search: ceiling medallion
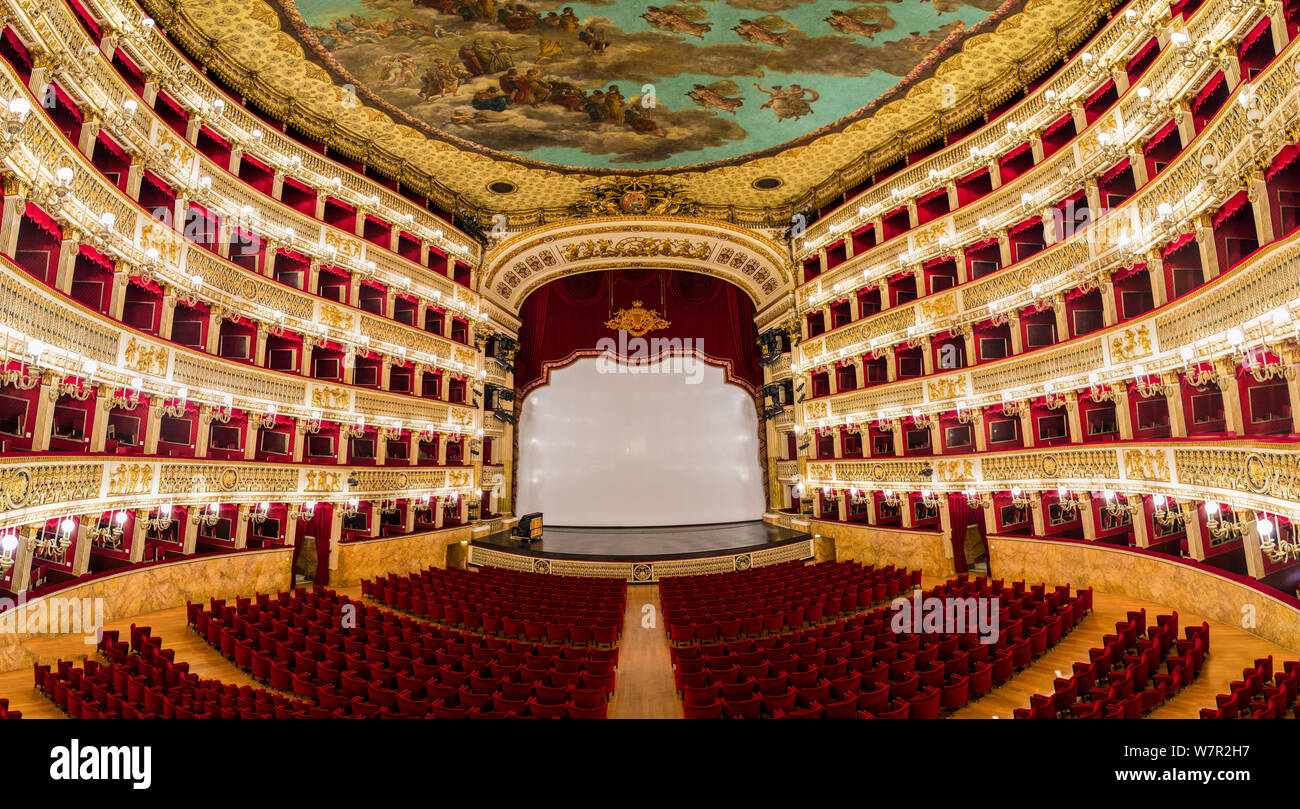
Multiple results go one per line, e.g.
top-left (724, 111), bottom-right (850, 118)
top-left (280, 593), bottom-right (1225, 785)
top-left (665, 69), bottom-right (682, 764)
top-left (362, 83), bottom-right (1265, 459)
top-left (605, 301), bottom-right (671, 337)
top-left (571, 178), bottom-right (699, 218)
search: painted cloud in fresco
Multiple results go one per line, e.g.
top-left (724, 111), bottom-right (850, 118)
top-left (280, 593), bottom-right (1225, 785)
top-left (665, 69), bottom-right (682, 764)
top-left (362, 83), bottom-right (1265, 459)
top-left (279, 0), bottom-right (1011, 169)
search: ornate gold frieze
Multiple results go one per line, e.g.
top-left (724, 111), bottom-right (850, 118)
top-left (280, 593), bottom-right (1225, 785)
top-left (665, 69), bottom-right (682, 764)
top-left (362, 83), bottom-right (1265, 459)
top-left (107, 464), bottom-right (153, 496)
top-left (122, 337), bottom-right (169, 376)
top-left (568, 179), bottom-right (699, 218)
top-left (559, 237), bottom-right (713, 263)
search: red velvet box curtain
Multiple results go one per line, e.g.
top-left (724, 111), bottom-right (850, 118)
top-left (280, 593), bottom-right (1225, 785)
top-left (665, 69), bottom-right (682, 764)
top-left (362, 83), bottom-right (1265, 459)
top-left (516, 268), bottom-right (761, 395)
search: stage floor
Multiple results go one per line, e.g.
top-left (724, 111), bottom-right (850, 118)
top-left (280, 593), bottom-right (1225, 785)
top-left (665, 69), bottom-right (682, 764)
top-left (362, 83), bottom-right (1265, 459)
top-left (472, 520), bottom-right (809, 562)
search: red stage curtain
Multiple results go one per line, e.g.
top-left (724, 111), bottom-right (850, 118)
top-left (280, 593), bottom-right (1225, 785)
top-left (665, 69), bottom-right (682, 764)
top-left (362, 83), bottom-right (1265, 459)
top-left (948, 492), bottom-right (970, 574)
top-left (516, 269), bottom-right (761, 394)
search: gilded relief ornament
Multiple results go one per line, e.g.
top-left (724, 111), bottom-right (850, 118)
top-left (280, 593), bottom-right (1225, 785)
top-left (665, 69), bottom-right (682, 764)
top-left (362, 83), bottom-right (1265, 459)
top-left (570, 178), bottom-right (699, 218)
top-left (605, 301), bottom-right (671, 337)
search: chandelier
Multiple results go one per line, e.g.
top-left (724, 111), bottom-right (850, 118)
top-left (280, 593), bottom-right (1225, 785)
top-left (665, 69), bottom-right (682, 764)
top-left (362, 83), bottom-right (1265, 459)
top-left (30, 519), bottom-right (74, 562)
top-left (964, 488), bottom-right (992, 509)
top-left (142, 505), bottom-right (175, 533)
top-left (109, 385), bottom-right (144, 411)
top-left (1055, 487), bottom-right (1082, 515)
top-left (340, 419), bottom-right (367, 440)
top-left (880, 490), bottom-right (903, 508)
top-left (156, 393), bottom-right (189, 419)
top-left (249, 502), bottom-right (271, 525)
top-left (197, 503), bottom-right (221, 528)
top-left (292, 502), bottom-right (316, 521)
top-left (1245, 354), bottom-right (1293, 383)
top-left (918, 490), bottom-right (943, 515)
top-left (300, 410), bottom-right (324, 434)
top-left (0, 363), bottom-right (37, 389)
top-left (205, 404), bottom-right (233, 425)
top-left (1151, 494), bottom-right (1186, 527)
top-left (0, 531), bottom-right (17, 574)
top-left (955, 403), bottom-right (980, 424)
top-left (1185, 363), bottom-right (1219, 389)
top-left (0, 95), bottom-right (30, 156)
top-left (1087, 373), bottom-right (1119, 402)
top-left (337, 498), bottom-right (361, 519)
top-left (1204, 501), bottom-right (1244, 541)
top-left (1101, 490), bottom-right (1140, 519)
top-left (84, 511), bottom-right (129, 549)
top-left (849, 488), bottom-right (869, 506)
top-left (1259, 517), bottom-right (1299, 563)
top-left (250, 407), bottom-right (279, 430)
top-left (1133, 366), bottom-right (1174, 398)
top-left (1009, 486), bottom-right (1034, 511)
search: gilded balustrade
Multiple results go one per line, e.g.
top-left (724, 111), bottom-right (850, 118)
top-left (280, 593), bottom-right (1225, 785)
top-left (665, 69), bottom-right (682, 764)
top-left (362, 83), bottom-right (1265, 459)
top-left (0, 455), bottom-right (478, 530)
top-left (803, 441), bottom-right (1300, 520)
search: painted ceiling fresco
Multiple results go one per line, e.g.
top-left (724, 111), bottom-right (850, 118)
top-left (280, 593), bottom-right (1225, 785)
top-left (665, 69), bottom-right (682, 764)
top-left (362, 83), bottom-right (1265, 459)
top-left (280, 0), bottom-right (1008, 170)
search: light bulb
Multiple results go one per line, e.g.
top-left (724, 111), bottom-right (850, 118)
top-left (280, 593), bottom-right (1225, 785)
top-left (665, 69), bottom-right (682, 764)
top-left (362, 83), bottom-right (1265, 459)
top-left (7, 96), bottom-right (30, 117)
top-left (114, 511), bottom-right (128, 525)
top-left (1205, 501), bottom-right (1220, 515)
top-left (0, 533), bottom-right (16, 553)
top-left (55, 166), bottom-right (74, 184)
top-left (1258, 518), bottom-right (1274, 537)
top-left (60, 518), bottom-right (75, 534)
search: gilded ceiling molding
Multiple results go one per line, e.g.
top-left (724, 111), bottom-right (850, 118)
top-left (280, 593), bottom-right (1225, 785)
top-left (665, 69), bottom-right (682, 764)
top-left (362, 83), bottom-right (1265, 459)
top-left (480, 217), bottom-right (794, 314)
top-left (130, 0), bottom-right (1112, 221)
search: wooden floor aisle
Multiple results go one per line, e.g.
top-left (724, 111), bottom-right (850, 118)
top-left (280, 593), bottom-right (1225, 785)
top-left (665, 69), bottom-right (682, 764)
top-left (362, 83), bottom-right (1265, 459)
top-left (609, 585), bottom-right (681, 719)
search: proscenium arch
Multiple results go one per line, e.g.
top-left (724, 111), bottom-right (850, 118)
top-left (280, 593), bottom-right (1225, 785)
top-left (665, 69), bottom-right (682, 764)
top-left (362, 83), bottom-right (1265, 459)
top-left (481, 217), bottom-right (794, 321)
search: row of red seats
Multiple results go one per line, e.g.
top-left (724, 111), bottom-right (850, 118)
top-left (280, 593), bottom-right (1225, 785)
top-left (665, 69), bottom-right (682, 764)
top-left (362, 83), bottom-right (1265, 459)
top-left (363, 566), bottom-right (625, 645)
top-left (677, 574), bottom-right (1089, 718)
top-left (36, 625), bottom-right (322, 719)
top-left (0, 699), bottom-right (21, 719)
top-left (1200, 655), bottom-right (1300, 719)
top-left (192, 585), bottom-right (620, 718)
top-left (661, 561), bottom-right (919, 627)
top-left (1017, 611), bottom-right (1209, 719)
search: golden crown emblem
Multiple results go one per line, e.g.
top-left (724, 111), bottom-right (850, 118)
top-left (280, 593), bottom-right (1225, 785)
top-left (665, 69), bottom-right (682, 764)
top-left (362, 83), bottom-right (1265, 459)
top-left (605, 301), bottom-right (671, 337)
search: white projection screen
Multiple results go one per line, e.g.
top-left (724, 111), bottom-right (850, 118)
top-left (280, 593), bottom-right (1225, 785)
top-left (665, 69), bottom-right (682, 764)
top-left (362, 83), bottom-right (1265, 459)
top-left (516, 357), bottom-right (766, 526)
